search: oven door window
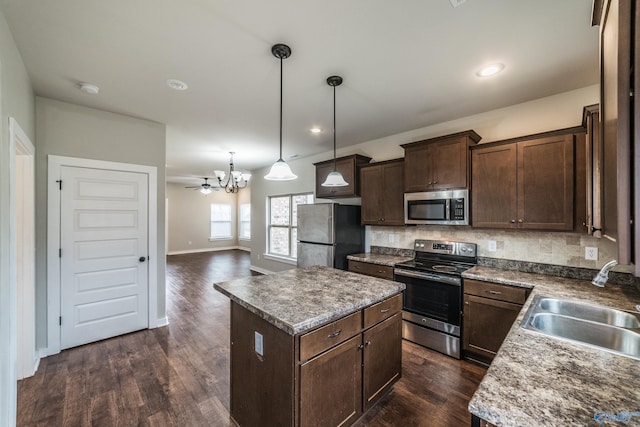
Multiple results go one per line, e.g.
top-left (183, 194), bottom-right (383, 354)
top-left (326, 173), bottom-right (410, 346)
top-left (398, 275), bottom-right (461, 326)
top-left (407, 200), bottom-right (448, 221)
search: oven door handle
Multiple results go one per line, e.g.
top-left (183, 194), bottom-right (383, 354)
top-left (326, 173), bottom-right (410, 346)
top-left (394, 268), bottom-right (461, 286)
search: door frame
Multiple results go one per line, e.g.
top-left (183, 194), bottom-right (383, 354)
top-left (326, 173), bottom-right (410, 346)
top-left (47, 155), bottom-right (159, 356)
top-left (10, 117), bottom-right (36, 379)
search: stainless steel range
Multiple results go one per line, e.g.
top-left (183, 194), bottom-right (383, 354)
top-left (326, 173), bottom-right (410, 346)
top-left (394, 239), bottom-right (477, 359)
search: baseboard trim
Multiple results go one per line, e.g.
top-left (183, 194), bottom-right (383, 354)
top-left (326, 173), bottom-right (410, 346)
top-left (250, 265), bottom-right (273, 275)
top-left (167, 246), bottom-right (246, 255)
top-left (153, 317), bottom-right (169, 328)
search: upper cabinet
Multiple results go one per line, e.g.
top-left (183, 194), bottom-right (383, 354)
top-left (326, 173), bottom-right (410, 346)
top-left (314, 154), bottom-right (372, 199)
top-left (360, 159), bottom-right (404, 226)
top-left (471, 129), bottom-right (580, 231)
top-left (592, 0), bottom-right (637, 269)
top-left (401, 130), bottom-right (481, 193)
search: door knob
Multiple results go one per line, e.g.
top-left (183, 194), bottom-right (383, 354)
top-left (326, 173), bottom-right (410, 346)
top-left (139, 257), bottom-right (146, 262)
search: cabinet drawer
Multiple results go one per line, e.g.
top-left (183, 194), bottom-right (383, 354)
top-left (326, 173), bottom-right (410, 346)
top-left (464, 279), bottom-right (528, 305)
top-left (300, 311), bottom-right (362, 361)
top-left (363, 294), bottom-right (403, 329)
top-left (348, 260), bottom-right (394, 280)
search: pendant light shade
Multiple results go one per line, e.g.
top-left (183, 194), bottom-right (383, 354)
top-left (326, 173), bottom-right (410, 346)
top-left (265, 44), bottom-right (297, 181)
top-left (321, 75), bottom-right (348, 187)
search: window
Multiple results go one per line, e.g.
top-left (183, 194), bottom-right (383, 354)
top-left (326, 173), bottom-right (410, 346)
top-left (268, 193), bottom-right (314, 258)
top-left (239, 203), bottom-right (251, 239)
top-left (210, 203), bottom-right (232, 239)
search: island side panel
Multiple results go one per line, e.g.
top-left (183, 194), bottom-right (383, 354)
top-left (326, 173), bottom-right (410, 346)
top-left (230, 301), bottom-right (295, 427)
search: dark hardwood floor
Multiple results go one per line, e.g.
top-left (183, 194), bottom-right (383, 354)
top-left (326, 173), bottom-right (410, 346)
top-left (17, 250), bottom-right (486, 426)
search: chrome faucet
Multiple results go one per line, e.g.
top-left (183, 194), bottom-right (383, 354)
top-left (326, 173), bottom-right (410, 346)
top-left (591, 260), bottom-right (618, 287)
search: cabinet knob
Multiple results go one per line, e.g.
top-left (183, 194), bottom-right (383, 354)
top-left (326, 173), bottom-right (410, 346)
top-left (358, 344), bottom-right (364, 350)
top-left (365, 340), bottom-right (371, 346)
top-left (518, 219), bottom-right (523, 223)
top-left (428, 181), bottom-right (432, 185)
top-left (381, 218), bottom-right (385, 222)
top-left (464, 301), bottom-right (469, 305)
top-left (433, 180), bottom-right (438, 184)
top-left (511, 220), bottom-right (516, 223)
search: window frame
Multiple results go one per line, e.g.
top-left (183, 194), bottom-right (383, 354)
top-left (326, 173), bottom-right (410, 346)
top-left (239, 203), bottom-right (251, 240)
top-left (209, 203), bottom-right (233, 240)
top-left (266, 192), bottom-right (314, 259)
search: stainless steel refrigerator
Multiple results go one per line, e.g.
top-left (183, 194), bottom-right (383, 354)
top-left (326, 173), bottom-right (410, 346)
top-left (296, 204), bottom-right (365, 270)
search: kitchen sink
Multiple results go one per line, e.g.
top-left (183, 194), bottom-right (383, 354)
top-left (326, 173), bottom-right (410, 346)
top-left (521, 296), bottom-right (640, 360)
top-left (537, 297), bottom-right (640, 328)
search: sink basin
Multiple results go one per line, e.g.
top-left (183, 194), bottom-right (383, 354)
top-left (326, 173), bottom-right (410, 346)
top-left (521, 296), bottom-right (640, 360)
top-left (538, 297), bottom-right (640, 328)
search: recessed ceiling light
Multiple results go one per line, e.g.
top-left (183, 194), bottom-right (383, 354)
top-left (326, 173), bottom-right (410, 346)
top-left (310, 127), bottom-right (322, 134)
top-left (166, 79), bottom-right (188, 90)
top-left (476, 63), bottom-right (505, 78)
top-left (79, 82), bottom-right (99, 94)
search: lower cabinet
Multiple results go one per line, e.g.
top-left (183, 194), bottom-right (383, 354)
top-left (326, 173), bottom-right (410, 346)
top-left (229, 295), bottom-right (402, 427)
top-left (463, 279), bottom-right (529, 364)
top-left (300, 313), bottom-right (402, 426)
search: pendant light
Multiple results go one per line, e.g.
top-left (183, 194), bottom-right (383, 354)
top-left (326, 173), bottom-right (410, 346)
top-left (265, 44), bottom-right (297, 181)
top-left (321, 75), bottom-right (349, 187)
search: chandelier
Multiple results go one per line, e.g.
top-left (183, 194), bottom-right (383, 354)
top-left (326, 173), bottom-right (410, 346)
top-left (214, 152), bottom-right (251, 193)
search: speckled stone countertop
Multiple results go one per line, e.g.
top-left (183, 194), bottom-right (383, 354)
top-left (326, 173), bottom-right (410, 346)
top-left (347, 253), bottom-right (413, 267)
top-left (464, 266), bottom-right (640, 427)
top-left (214, 266), bottom-right (405, 335)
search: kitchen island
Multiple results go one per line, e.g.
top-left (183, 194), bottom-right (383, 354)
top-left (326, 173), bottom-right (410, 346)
top-left (214, 266), bottom-right (405, 427)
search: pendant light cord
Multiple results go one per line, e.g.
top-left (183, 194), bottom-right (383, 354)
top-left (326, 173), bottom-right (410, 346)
top-left (333, 84), bottom-right (337, 172)
top-left (279, 56), bottom-right (284, 162)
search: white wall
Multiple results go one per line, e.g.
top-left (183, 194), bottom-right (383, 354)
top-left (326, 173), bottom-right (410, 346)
top-left (0, 7), bottom-right (35, 427)
top-left (35, 97), bottom-right (167, 349)
top-left (166, 182), bottom-right (247, 253)
top-left (249, 85), bottom-right (604, 273)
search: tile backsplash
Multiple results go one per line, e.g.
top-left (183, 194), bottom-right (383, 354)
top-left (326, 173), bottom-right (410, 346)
top-left (368, 225), bottom-right (632, 274)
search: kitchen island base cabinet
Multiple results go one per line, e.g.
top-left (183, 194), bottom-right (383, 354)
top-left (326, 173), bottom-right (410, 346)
top-left (229, 297), bottom-right (402, 427)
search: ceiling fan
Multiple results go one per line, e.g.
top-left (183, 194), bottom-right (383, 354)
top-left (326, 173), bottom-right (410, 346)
top-left (184, 177), bottom-right (218, 194)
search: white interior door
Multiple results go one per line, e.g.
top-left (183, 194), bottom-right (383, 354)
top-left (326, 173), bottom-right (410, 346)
top-left (60, 166), bottom-right (149, 349)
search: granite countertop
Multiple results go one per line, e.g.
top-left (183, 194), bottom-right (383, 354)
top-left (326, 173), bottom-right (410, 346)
top-left (214, 265), bottom-right (405, 335)
top-left (347, 253), bottom-right (413, 267)
top-left (464, 266), bottom-right (640, 427)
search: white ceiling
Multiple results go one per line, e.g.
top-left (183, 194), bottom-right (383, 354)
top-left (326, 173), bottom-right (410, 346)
top-left (2, 0), bottom-right (599, 186)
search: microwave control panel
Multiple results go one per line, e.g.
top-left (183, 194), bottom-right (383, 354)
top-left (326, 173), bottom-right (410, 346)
top-left (451, 198), bottom-right (465, 220)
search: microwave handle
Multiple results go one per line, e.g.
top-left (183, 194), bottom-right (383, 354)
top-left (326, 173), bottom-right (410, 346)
top-left (445, 199), bottom-right (451, 221)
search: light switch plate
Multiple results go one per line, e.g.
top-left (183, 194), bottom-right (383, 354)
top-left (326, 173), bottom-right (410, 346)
top-left (488, 240), bottom-right (497, 252)
top-left (254, 331), bottom-right (263, 356)
top-left (585, 247), bottom-right (598, 260)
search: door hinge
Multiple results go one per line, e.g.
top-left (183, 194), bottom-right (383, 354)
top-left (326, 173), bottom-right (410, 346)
top-left (56, 179), bottom-right (62, 190)
top-left (59, 248), bottom-right (62, 258)
top-left (59, 316), bottom-right (62, 325)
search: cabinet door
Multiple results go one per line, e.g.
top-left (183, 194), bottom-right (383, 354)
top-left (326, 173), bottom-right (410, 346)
top-left (430, 137), bottom-right (468, 189)
top-left (315, 157), bottom-right (357, 199)
top-left (363, 312), bottom-right (402, 410)
top-left (471, 144), bottom-right (517, 228)
top-left (380, 161), bottom-right (405, 225)
top-left (300, 335), bottom-right (363, 427)
top-left (517, 135), bottom-right (574, 230)
top-left (403, 145), bottom-right (433, 193)
top-left (463, 294), bottom-right (521, 363)
top-left (360, 165), bottom-right (383, 224)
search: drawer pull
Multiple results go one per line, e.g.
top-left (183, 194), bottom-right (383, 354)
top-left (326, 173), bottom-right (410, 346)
top-left (380, 308), bottom-right (390, 313)
top-left (327, 329), bottom-right (342, 339)
top-left (365, 340), bottom-right (371, 346)
top-left (487, 290), bottom-right (502, 295)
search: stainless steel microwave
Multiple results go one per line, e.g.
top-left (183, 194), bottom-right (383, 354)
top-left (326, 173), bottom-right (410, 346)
top-left (404, 189), bottom-right (469, 225)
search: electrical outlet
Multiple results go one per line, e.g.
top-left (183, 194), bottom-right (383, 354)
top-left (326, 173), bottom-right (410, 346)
top-left (254, 331), bottom-right (263, 356)
top-left (585, 247), bottom-right (598, 260)
top-left (488, 240), bottom-right (497, 252)
top-left (388, 234), bottom-right (395, 243)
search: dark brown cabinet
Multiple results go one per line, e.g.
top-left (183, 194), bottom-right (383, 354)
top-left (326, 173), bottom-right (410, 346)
top-left (362, 313), bottom-right (402, 410)
top-left (360, 159), bottom-right (404, 226)
top-left (348, 260), bottom-right (394, 280)
top-left (401, 130), bottom-right (481, 193)
top-left (300, 335), bottom-right (363, 427)
top-left (314, 154), bottom-right (371, 199)
top-left (230, 293), bottom-right (402, 427)
top-left (471, 131), bottom-right (576, 230)
top-left (463, 279), bottom-right (528, 364)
